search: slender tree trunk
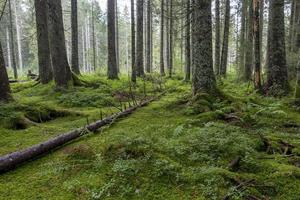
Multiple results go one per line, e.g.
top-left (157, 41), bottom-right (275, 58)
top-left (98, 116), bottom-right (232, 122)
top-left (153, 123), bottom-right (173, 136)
top-left (13, 0), bottom-right (22, 73)
top-left (169, 0), bottom-right (173, 77)
top-left (289, 0), bottom-right (295, 52)
top-left (165, 0), bottom-right (170, 70)
top-left (295, 59), bottom-right (300, 101)
top-left (184, 0), bottom-right (191, 81)
top-left (0, 42), bottom-right (11, 102)
top-left (71, 0), bottom-right (80, 75)
top-left (107, 0), bottom-right (119, 79)
top-left (244, 0), bottom-right (254, 81)
top-left (259, 0), bottom-right (264, 66)
top-left (239, 0), bottom-right (247, 79)
top-left (215, 0), bottom-right (221, 75)
top-left (253, 0), bottom-right (261, 90)
top-left (220, 0), bottom-right (230, 76)
top-left (266, 0), bottom-right (288, 95)
top-left (146, 0), bottom-right (151, 73)
top-left (160, 0), bottom-right (165, 76)
top-left (8, 0), bottom-right (17, 79)
top-left (136, 0), bottom-right (144, 77)
top-left (92, 2), bottom-right (96, 71)
top-left (35, 0), bottom-right (53, 84)
top-left (6, 28), bottom-right (11, 69)
top-left (47, 0), bottom-right (72, 87)
top-left (192, 0), bottom-right (216, 95)
top-left (131, 0), bottom-right (136, 82)
top-left (115, 0), bottom-right (120, 73)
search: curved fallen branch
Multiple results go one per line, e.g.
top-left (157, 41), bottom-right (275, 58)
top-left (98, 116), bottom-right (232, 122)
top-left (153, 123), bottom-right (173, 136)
top-left (0, 94), bottom-right (164, 174)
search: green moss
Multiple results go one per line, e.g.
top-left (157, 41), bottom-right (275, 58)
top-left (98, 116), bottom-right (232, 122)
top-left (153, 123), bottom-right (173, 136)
top-left (2, 75), bottom-right (300, 199)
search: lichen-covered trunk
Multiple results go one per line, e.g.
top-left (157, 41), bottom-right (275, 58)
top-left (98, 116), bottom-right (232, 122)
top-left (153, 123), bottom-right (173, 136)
top-left (185, 0), bottom-right (191, 81)
top-left (35, 0), bottom-right (53, 84)
top-left (136, 0), bottom-right (144, 77)
top-left (244, 0), bottom-right (254, 81)
top-left (71, 0), bottom-right (80, 75)
top-left (266, 0), bottom-right (288, 95)
top-left (220, 0), bottom-right (230, 76)
top-left (131, 0), bottom-right (136, 82)
top-left (0, 41), bottom-right (11, 102)
top-left (159, 0), bottom-right (165, 76)
top-left (253, 0), bottom-right (262, 90)
top-left (214, 0), bottom-right (220, 75)
top-left (47, 0), bottom-right (72, 87)
top-left (192, 0), bottom-right (216, 95)
top-left (107, 0), bottom-right (119, 79)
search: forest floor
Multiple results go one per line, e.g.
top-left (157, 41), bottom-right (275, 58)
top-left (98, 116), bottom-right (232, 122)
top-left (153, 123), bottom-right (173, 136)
top-left (1, 75), bottom-right (300, 200)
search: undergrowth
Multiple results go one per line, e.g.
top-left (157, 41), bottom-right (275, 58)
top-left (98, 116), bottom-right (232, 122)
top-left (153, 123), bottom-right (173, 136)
top-left (1, 75), bottom-right (300, 199)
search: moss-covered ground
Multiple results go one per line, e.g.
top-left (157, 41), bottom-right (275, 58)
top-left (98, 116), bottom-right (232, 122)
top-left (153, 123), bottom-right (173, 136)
top-left (1, 75), bottom-right (300, 199)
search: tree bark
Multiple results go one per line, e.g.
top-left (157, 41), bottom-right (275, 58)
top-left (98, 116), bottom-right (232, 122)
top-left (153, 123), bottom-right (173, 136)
top-left (185, 0), bottom-right (191, 81)
top-left (253, 0), bottom-right (261, 90)
top-left (239, 0), bottom-right (247, 79)
top-left (47, 0), bottom-right (72, 87)
top-left (35, 0), bottom-right (53, 84)
top-left (146, 0), bottom-right (151, 73)
top-left (131, 0), bottom-right (136, 82)
top-left (192, 0), bottom-right (216, 95)
top-left (266, 0), bottom-right (288, 95)
top-left (71, 0), bottom-right (80, 74)
top-left (160, 0), bottom-right (165, 76)
top-left (244, 0), bottom-right (254, 81)
top-left (215, 0), bottom-right (221, 75)
top-left (0, 41), bottom-right (11, 102)
top-left (136, 0), bottom-right (144, 77)
top-left (220, 0), bottom-right (230, 76)
top-left (169, 0), bottom-right (173, 77)
top-left (8, 0), bottom-right (17, 79)
top-left (107, 0), bottom-right (119, 79)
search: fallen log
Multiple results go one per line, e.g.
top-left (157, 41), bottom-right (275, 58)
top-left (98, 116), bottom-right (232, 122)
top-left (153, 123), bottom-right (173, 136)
top-left (0, 95), bottom-right (160, 174)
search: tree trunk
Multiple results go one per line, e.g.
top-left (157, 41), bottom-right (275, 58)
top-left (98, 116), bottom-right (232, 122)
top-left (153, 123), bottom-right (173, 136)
top-left (92, 2), bottom-right (96, 71)
top-left (47, 0), bottom-right (72, 88)
top-left (8, 0), bottom-right (17, 79)
top-left (13, 0), bottom-right (22, 74)
top-left (160, 0), bottom-right (165, 76)
top-left (35, 0), bottom-right (53, 84)
top-left (192, 0), bottom-right (216, 95)
top-left (239, 0), bottom-right (247, 80)
top-left (169, 0), bottom-right (173, 77)
top-left (146, 0), bottom-right (151, 73)
top-left (215, 0), bottom-right (221, 75)
top-left (289, 0), bottom-right (295, 52)
top-left (184, 0), bottom-right (191, 81)
top-left (244, 0), bottom-right (254, 81)
top-left (259, 0), bottom-right (264, 66)
top-left (220, 0), bottom-right (230, 76)
top-left (253, 0), bottom-right (261, 90)
top-left (136, 0), bottom-right (144, 77)
top-left (107, 0), bottom-right (119, 79)
top-left (0, 95), bottom-right (161, 174)
top-left (295, 59), bottom-right (300, 101)
top-left (115, 0), bottom-right (120, 73)
top-left (165, 0), bottom-right (170, 70)
top-left (266, 0), bottom-right (288, 95)
top-left (71, 0), bottom-right (80, 74)
top-left (0, 41), bottom-right (11, 102)
top-left (131, 0), bottom-right (136, 82)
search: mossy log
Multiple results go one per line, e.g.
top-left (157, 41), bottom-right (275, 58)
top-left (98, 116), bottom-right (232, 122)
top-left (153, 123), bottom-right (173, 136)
top-left (0, 96), bottom-right (159, 174)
